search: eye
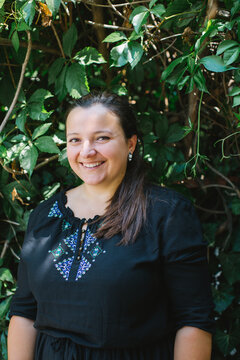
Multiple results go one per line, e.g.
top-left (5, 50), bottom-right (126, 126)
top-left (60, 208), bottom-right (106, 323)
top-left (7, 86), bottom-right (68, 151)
top-left (97, 136), bottom-right (110, 141)
top-left (68, 138), bottom-right (81, 143)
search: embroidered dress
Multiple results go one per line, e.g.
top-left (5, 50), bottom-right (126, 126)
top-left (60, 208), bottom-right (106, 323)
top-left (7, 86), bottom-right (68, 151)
top-left (10, 185), bottom-right (215, 360)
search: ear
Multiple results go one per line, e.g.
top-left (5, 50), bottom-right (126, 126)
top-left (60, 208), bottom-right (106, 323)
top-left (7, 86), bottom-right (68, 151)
top-left (128, 135), bottom-right (137, 153)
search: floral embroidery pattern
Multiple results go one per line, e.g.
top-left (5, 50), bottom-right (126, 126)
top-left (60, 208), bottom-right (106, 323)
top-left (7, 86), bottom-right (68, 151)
top-left (48, 201), bottom-right (106, 281)
top-left (63, 229), bottom-right (79, 252)
top-left (48, 201), bottom-right (63, 218)
top-left (75, 256), bottom-right (92, 281)
top-left (55, 256), bottom-right (74, 280)
top-left (48, 244), bottom-right (68, 262)
top-left (62, 219), bottom-right (71, 231)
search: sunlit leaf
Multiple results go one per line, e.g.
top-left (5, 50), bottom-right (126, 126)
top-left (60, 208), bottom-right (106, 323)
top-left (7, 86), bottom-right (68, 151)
top-left (65, 63), bottom-right (89, 99)
top-left (103, 31), bottom-right (127, 43)
top-left (34, 136), bottom-right (60, 154)
top-left (19, 144), bottom-right (38, 176)
top-left (74, 47), bottom-right (106, 65)
top-left (32, 123), bottom-right (52, 140)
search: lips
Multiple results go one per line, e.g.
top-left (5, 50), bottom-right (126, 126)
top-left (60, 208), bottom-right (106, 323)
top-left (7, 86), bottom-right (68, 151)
top-left (81, 161), bottom-right (105, 169)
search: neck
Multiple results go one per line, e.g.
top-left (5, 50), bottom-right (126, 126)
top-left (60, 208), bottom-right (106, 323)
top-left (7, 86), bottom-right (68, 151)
top-left (81, 183), bottom-right (118, 204)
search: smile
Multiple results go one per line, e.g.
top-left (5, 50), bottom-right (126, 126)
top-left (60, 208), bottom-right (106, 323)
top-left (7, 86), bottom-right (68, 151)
top-left (81, 162), bottom-right (105, 168)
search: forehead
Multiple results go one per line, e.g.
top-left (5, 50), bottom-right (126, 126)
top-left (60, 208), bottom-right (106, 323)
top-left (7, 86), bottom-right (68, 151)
top-left (67, 104), bottom-right (120, 129)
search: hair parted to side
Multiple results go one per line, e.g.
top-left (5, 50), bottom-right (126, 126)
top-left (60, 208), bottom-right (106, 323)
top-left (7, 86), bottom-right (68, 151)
top-left (67, 92), bottom-right (148, 245)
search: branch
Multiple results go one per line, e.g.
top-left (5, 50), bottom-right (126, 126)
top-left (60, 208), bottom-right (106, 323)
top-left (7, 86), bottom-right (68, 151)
top-left (80, 0), bottom-right (151, 7)
top-left (205, 161), bottom-right (240, 198)
top-left (0, 36), bottom-right (60, 55)
top-left (51, 23), bottom-right (65, 58)
top-left (34, 154), bottom-right (59, 170)
top-left (107, 0), bottom-right (128, 21)
top-left (0, 31), bottom-right (32, 133)
top-left (85, 20), bottom-right (154, 31)
top-left (85, 20), bottom-right (132, 31)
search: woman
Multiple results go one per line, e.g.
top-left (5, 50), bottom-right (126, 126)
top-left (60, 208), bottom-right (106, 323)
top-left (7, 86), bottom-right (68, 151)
top-left (8, 92), bottom-right (214, 359)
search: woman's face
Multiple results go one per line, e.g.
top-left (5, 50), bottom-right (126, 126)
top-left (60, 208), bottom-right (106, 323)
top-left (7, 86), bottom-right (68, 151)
top-left (66, 104), bottom-right (137, 191)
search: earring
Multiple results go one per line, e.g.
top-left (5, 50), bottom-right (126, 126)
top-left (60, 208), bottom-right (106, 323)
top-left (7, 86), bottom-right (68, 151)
top-left (128, 152), bottom-right (133, 162)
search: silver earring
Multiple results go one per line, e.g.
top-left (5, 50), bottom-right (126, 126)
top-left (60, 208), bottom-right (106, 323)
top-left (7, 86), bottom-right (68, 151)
top-left (128, 152), bottom-right (133, 162)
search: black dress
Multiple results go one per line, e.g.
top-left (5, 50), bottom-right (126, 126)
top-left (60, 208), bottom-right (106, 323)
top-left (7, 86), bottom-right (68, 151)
top-left (10, 185), bottom-right (214, 359)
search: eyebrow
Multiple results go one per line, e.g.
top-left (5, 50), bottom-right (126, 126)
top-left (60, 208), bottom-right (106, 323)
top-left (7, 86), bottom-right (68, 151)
top-left (67, 130), bottom-right (113, 137)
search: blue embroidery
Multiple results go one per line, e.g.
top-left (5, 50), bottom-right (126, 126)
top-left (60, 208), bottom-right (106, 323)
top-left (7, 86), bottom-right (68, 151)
top-left (48, 201), bottom-right (63, 218)
top-left (75, 256), bottom-right (92, 281)
top-left (62, 219), bottom-right (71, 231)
top-left (63, 229), bottom-right (78, 252)
top-left (83, 229), bottom-right (97, 252)
top-left (48, 244), bottom-right (67, 261)
top-left (55, 256), bottom-right (74, 281)
top-left (48, 207), bottom-right (106, 281)
top-left (90, 245), bottom-right (103, 258)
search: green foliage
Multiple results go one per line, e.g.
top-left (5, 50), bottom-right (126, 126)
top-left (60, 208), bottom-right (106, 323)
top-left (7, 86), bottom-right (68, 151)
top-left (0, 0), bottom-right (240, 359)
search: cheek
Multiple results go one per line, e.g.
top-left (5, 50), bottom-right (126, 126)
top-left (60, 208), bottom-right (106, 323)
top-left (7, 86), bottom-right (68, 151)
top-left (67, 146), bottom-right (78, 161)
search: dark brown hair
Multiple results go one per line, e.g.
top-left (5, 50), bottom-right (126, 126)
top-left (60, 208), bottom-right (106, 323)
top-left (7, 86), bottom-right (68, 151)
top-left (67, 92), bottom-right (148, 245)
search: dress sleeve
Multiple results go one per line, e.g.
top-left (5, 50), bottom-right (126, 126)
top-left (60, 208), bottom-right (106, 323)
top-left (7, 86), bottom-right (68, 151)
top-left (161, 197), bottom-right (215, 334)
top-left (9, 211), bottom-right (37, 320)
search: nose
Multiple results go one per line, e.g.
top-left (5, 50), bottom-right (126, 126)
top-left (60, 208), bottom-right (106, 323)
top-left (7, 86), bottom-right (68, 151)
top-left (80, 140), bottom-right (96, 158)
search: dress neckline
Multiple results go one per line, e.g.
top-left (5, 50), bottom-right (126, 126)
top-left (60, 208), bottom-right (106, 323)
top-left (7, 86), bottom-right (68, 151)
top-left (58, 189), bottom-right (100, 225)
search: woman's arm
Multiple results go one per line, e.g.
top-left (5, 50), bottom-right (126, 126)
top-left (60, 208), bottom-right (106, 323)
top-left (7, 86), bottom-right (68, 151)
top-left (174, 326), bottom-right (212, 360)
top-left (8, 316), bottom-right (37, 360)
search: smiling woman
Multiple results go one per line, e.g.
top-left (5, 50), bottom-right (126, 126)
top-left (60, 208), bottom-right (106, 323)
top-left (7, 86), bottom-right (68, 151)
top-left (8, 92), bottom-right (214, 360)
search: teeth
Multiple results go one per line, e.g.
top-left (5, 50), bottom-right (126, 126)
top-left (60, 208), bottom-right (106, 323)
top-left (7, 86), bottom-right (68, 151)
top-left (82, 162), bottom-right (103, 168)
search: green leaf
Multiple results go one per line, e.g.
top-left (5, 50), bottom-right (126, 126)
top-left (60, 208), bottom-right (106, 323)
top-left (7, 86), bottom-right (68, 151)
top-left (231, 198), bottom-right (240, 215)
top-left (0, 268), bottom-right (14, 283)
top-left (16, 108), bottom-right (27, 132)
top-left (231, 0), bottom-right (240, 17)
top-left (63, 23), bottom-right (78, 57)
top-left (228, 86), bottom-right (240, 96)
top-left (155, 115), bottom-right (169, 140)
top-left (193, 70), bottom-right (209, 93)
top-left (165, 63), bottom-right (187, 86)
top-left (29, 89), bottom-right (53, 103)
top-left (0, 296), bottom-right (12, 318)
top-left (161, 56), bottom-right (188, 81)
top-left (19, 144), bottom-right (38, 176)
top-left (233, 95), bottom-right (240, 107)
top-left (65, 63), bottom-right (89, 99)
top-left (128, 30), bottom-right (143, 41)
top-left (129, 6), bottom-right (149, 33)
top-left (215, 329), bottom-right (239, 356)
top-left (103, 31), bottom-right (127, 43)
top-left (165, 123), bottom-right (186, 143)
top-left (149, 0), bottom-right (158, 8)
top-left (28, 89), bottom-right (53, 121)
top-left (0, 0), bottom-right (6, 9)
top-left (212, 284), bottom-right (235, 313)
top-left (46, 0), bottom-right (61, 16)
top-left (34, 136), bottom-right (60, 154)
top-left (200, 55), bottom-right (237, 72)
top-left (48, 58), bottom-right (65, 85)
top-left (110, 42), bottom-right (129, 67)
top-left (150, 4), bottom-right (166, 18)
top-left (127, 41), bottom-right (144, 69)
top-left (11, 31), bottom-right (19, 52)
top-left (216, 40), bottom-right (239, 55)
top-left (32, 123), bottom-right (52, 140)
top-left (223, 47), bottom-right (240, 65)
top-left (21, 0), bottom-right (36, 26)
top-left (55, 65), bottom-right (68, 101)
top-left (220, 253), bottom-right (240, 285)
top-left (74, 47), bottom-right (106, 65)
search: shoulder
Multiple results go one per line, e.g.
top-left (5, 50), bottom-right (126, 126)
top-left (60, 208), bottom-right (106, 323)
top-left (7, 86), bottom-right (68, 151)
top-left (145, 183), bottom-right (193, 212)
top-left (27, 190), bottom-right (65, 227)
